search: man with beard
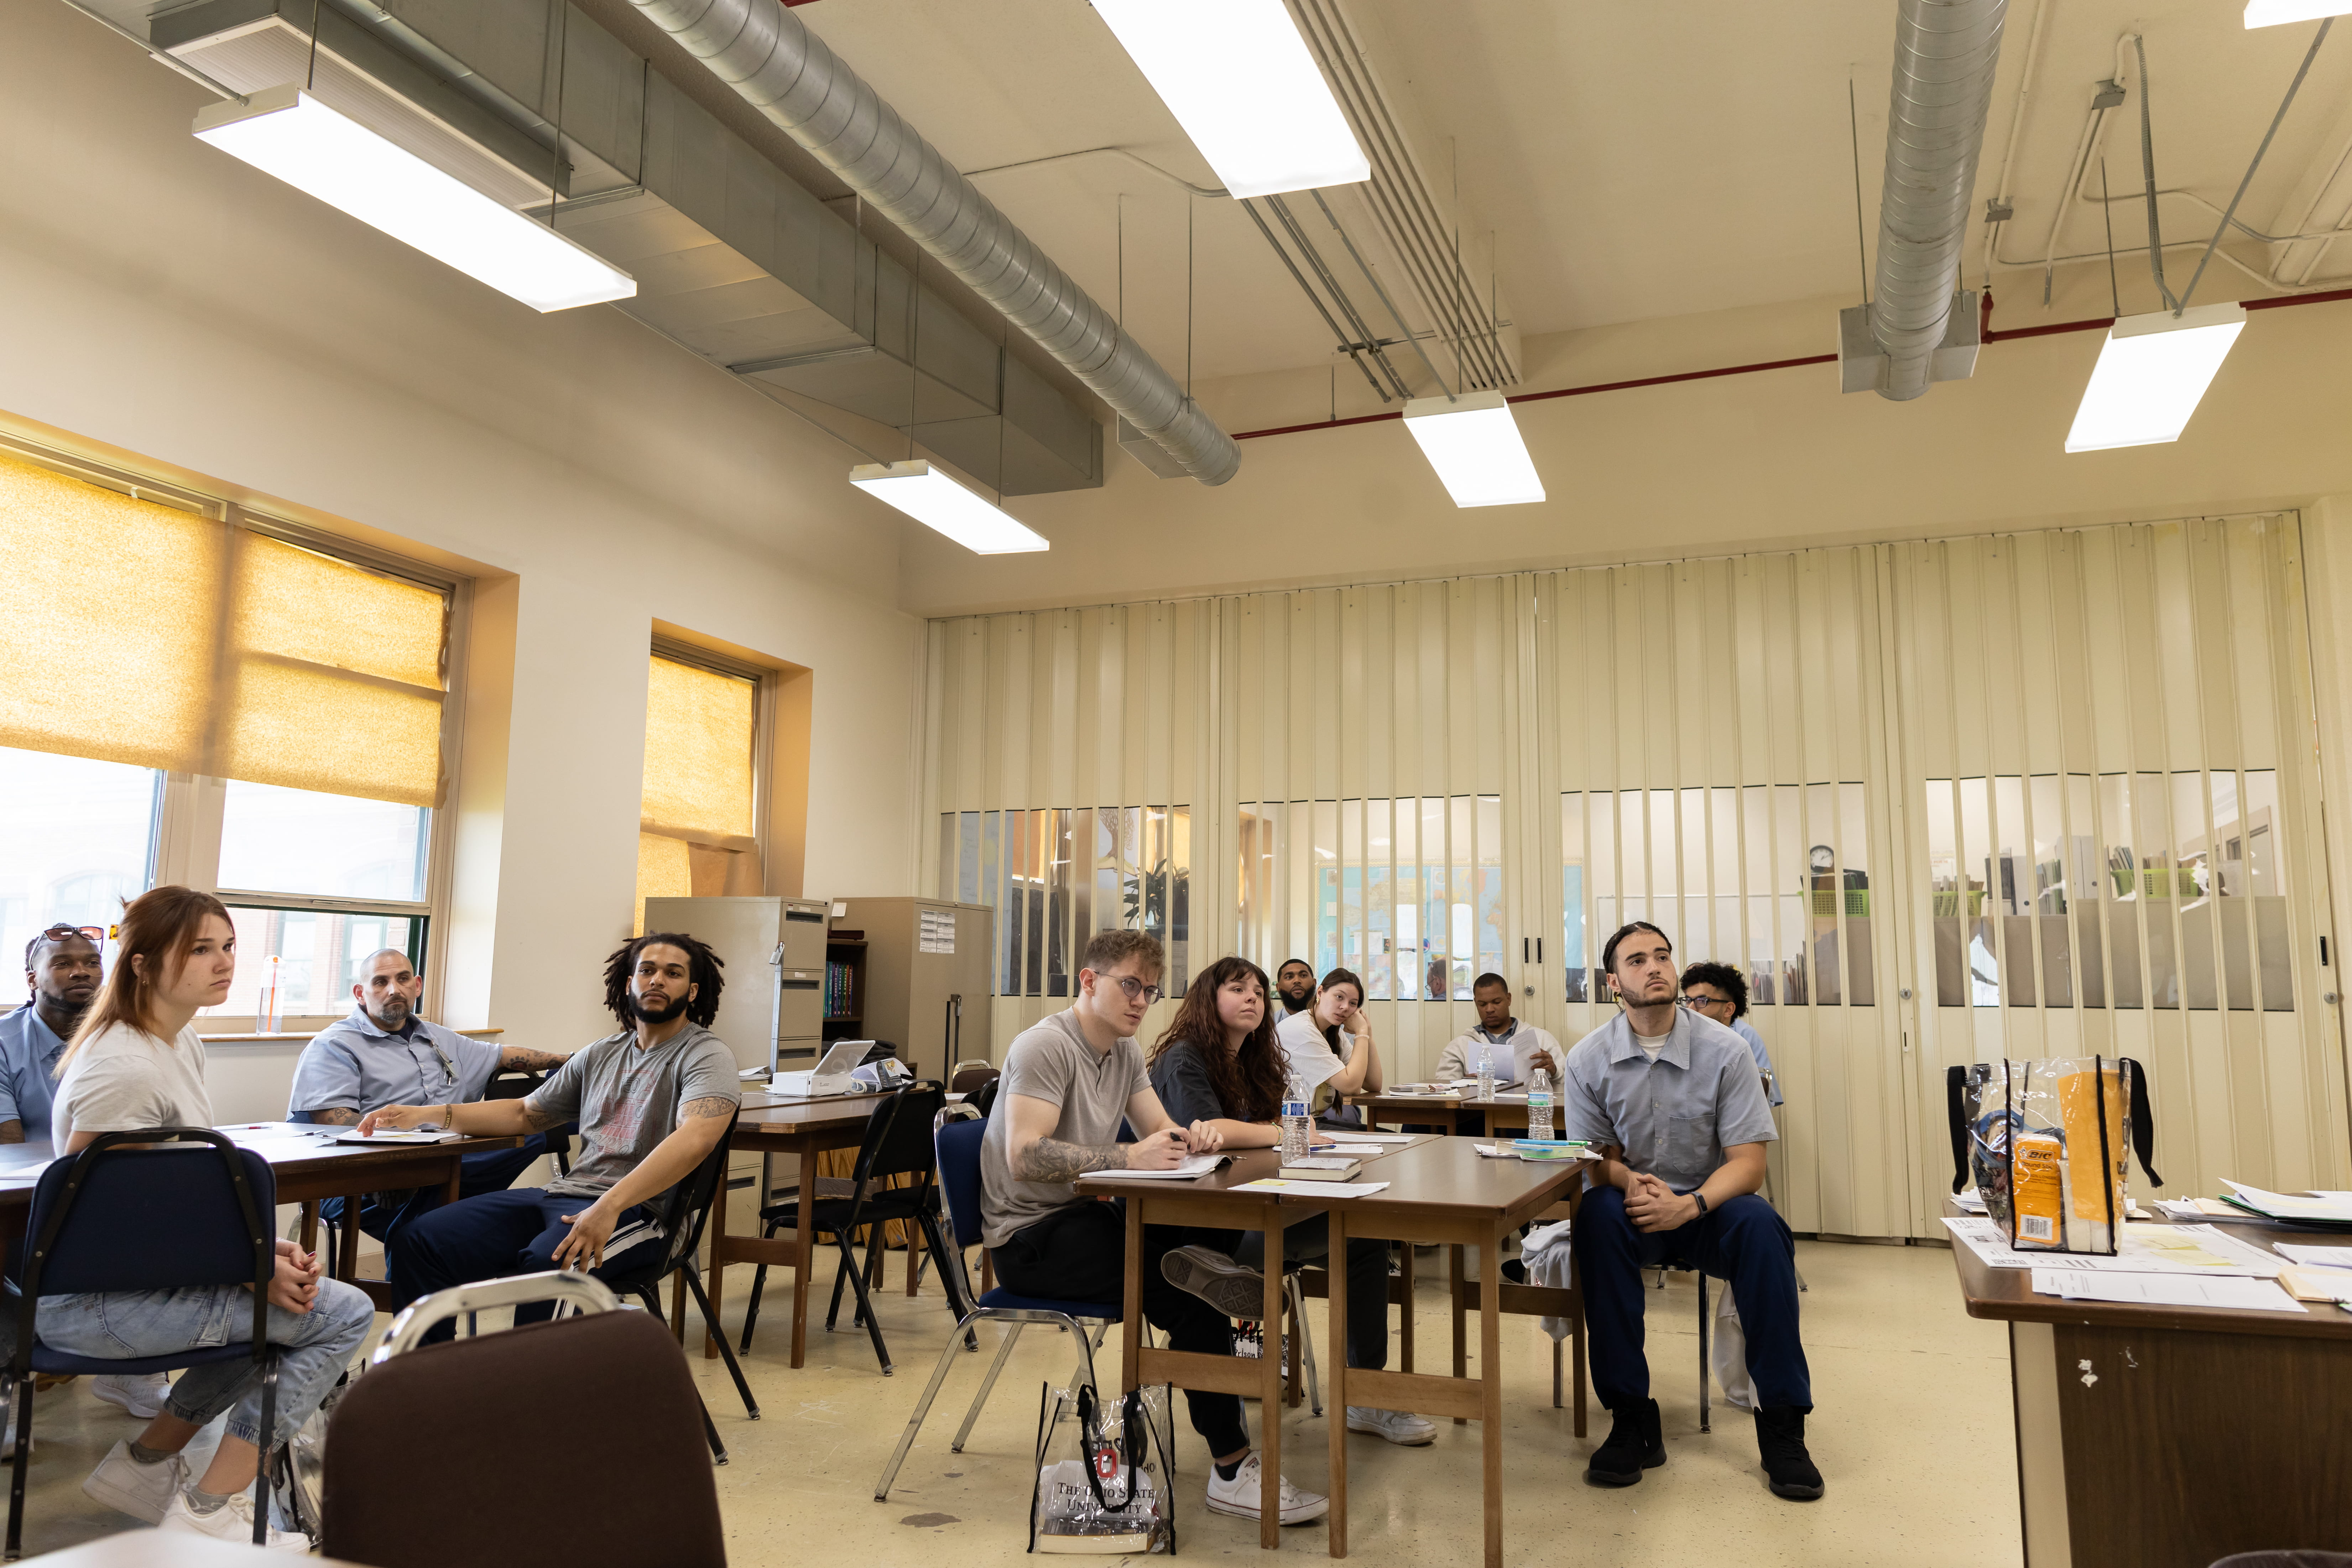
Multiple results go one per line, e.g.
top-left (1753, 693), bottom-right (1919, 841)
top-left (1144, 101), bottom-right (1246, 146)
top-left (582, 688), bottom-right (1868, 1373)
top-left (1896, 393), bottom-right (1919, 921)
top-left (1273, 957), bottom-right (1316, 1019)
top-left (367, 933), bottom-right (739, 1334)
top-left (288, 947), bottom-right (574, 1247)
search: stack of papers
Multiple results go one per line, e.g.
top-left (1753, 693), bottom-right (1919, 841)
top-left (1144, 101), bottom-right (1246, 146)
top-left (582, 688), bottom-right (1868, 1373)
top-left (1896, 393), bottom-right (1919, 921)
top-left (1320, 1131), bottom-right (1414, 1145)
top-left (1088, 1154), bottom-right (1229, 1181)
top-left (2029, 1270), bottom-right (2306, 1312)
top-left (1944, 1217), bottom-right (2284, 1276)
top-left (2273, 1243), bottom-right (2352, 1270)
top-left (1231, 1178), bottom-right (1389, 1197)
top-left (2218, 1181), bottom-right (2352, 1228)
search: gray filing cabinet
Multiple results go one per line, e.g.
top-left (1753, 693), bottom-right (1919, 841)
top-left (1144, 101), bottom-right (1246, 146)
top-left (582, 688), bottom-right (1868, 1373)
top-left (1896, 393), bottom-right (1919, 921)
top-left (642, 896), bottom-right (830, 1073)
top-left (835, 897), bottom-right (992, 1082)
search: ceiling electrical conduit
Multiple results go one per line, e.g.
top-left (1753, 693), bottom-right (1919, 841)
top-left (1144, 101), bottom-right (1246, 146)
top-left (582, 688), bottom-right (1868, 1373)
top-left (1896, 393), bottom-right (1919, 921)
top-left (1870, 0), bottom-right (2011, 401)
top-left (622, 0), bottom-right (1242, 485)
top-left (1227, 285), bottom-right (2352, 441)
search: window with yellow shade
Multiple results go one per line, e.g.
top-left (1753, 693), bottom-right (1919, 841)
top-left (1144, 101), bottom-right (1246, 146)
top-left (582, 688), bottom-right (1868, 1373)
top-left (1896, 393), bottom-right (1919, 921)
top-left (635, 648), bottom-right (763, 933)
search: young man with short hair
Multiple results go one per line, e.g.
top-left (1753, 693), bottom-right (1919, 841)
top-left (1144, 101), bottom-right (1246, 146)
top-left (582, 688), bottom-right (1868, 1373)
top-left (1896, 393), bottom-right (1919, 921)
top-left (1561, 922), bottom-right (1822, 1501)
top-left (982, 929), bottom-right (1328, 1526)
top-left (1434, 971), bottom-right (1564, 1084)
top-left (366, 933), bottom-right (739, 1334)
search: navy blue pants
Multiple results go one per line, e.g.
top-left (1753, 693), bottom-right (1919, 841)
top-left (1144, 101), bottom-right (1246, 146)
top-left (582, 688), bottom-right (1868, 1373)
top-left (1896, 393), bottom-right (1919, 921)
top-left (387, 1187), bottom-right (666, 1342)
top-left (323, 1135), bottom-right (552, 1245)
top-left (1572, 1186), bottom-right (1812, 1413)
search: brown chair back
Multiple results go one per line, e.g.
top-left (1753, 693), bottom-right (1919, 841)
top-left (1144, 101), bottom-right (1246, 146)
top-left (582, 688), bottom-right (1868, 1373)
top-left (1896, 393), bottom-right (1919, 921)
top-left (321, 1309), bottom-right (725, 1567)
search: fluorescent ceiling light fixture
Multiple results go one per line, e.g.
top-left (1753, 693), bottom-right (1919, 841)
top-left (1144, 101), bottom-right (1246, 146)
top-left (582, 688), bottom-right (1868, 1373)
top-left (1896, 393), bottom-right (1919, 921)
top-left (1402, 390), bottom-right (1545, 507)
top-left (2063, 303), bottom-right (2247, 453)
top-left (849, 460), bottom-right (1049, 554)
top-left (193, 85), bottom-right (635, 313)
top-left (2245, 1), bottom-right (2350, 26)
top-left (1091, 0), bottom-right (1369, 198)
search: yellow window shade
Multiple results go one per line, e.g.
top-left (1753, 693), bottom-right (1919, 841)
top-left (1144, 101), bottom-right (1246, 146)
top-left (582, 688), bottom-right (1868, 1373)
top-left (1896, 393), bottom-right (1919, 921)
top-left (0, 450), bottom-right (222, 772)
top-left (218, 658), bottom-right (445, 807)
top-left (640, 655), bottom-right (756, 846)
top-left (636, 830), bottom-right (694, 936)
top-left (233, 534), bottom-right (444, 689)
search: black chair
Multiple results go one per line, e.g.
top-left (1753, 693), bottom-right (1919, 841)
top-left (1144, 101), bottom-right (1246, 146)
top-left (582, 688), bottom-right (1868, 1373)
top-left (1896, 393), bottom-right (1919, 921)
top-left (967, 1074), bottom-right (1002, 1120)
top-left (5, 1129), bottom-right (283, 1553)
top-left (482, 1068), bottom-right (573, 1178)
top-left (740, 1083), bottom-right (953, 1375)
top-left (593, 1110), bottom-right (760, 1462)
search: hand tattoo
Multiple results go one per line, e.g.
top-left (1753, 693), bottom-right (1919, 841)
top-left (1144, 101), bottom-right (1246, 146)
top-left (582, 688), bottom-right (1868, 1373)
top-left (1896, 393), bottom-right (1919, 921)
top-left (1016, 1136), bottom-right (1130, 1184)
top-left (306, 1108), bottom-right (362, 1127)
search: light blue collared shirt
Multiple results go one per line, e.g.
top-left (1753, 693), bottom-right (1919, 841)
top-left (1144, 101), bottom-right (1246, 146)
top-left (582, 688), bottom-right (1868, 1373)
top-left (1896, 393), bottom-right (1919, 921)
top-left (1732, 1018), bottom-right (1782, 1106)
top-left (288, 1007), bottom-right (503, 1118)
top-left (0, 1005), bottom-right (68, 1141)
top-left (1559, 1010), bottom-right (1778, 1193)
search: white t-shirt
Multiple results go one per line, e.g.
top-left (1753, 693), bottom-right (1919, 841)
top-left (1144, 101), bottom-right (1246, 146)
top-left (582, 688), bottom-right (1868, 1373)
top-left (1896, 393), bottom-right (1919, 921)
top-left (1274, 1011), bottom-right (1354, 1095)
top-left (1633, 1026), bottom-right (1671, 1062)
top-left (52, 1022), bottom-right (213, 1151)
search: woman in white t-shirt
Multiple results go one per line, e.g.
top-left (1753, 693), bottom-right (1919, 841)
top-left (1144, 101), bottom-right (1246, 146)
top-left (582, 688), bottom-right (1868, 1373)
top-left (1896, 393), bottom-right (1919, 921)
top-left (1271, 967), bottom-right (1384, 1119)
top-left (43, 887), bottom-right (372, 1550)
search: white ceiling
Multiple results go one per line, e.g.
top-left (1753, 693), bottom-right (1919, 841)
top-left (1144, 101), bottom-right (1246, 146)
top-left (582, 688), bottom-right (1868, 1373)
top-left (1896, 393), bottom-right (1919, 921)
top-left (799, 0), bottom-right (2352, 382)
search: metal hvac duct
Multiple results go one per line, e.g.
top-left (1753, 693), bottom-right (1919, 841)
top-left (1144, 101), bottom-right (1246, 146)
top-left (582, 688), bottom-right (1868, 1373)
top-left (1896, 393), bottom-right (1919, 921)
top-left (1869, 0), bottom-right (2009, 401)
top-left (624, 0), bottom-right (1241, 485)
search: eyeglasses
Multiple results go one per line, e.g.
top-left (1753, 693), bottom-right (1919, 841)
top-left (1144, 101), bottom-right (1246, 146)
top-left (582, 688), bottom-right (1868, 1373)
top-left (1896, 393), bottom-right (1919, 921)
top-left (1110, 975), bottom-right (1164, 1007)
top-left (1679, 994), bottom-right (1731, 1011)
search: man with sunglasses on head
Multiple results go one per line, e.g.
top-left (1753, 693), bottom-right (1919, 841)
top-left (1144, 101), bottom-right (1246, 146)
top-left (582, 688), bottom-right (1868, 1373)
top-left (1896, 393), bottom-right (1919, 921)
top-left (981, 929), bottom-right (1329, 1528)
top-left (287, 947), bottom-right (572, 1247)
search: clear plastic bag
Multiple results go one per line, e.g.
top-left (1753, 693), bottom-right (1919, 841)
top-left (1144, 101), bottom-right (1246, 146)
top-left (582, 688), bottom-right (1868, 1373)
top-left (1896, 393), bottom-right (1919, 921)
top-left (1950, 1058), bottom-right (2159, 1254)
top-left (1030, 1382), bottom-right (1172, 1555)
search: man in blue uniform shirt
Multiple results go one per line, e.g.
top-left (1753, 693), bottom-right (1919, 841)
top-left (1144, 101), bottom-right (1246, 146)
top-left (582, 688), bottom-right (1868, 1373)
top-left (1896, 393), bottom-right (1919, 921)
top-left (1561, 921), bottom-right (1822, 1501)
top-left (288, 948), bottom-right (571, 1246)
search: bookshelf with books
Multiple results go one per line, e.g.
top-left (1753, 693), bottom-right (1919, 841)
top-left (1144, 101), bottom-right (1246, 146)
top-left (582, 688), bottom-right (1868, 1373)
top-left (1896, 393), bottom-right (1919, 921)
top-left (823, 935), bottom-right (868, 1048)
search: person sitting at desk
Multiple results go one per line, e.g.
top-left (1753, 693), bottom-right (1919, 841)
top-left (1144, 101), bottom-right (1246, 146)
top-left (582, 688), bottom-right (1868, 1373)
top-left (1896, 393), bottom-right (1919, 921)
top-left (1273, 958), bottom-right (1316, 1020)
top-left (1678, 962), bottom-right (1781, 1108)
top-left (1272, 968), bottom-right (1382, 1125)
top-left (1434, 972), bottom-right (1564, 1085)
top-left (1561, 921), bottom-right (1821, 1501)
top-left (47, 887), bottom-right (373, 1548)
top-left (287, 947), bottom-right (571, 1247)
top-left (980, 929), bottom-right (1327, 1526)
top-left (1149, 955), bottom-right (1434, 1447)
top-left (1, 927), bottom-right (173, 1424)
top-left (363, 932), bottom-right (739, 1335)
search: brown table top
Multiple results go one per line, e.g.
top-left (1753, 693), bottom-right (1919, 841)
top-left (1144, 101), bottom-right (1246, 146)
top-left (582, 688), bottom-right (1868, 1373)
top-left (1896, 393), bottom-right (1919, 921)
top-left (731, 1090), bottom-right (893, 1135)
top-left (0, 1128), bottom-right (523, 1206)
top-left (1945, 1202), bottom-right (2352, 1342)
top-left (1079, 1134), bottom-right (1584, 1222)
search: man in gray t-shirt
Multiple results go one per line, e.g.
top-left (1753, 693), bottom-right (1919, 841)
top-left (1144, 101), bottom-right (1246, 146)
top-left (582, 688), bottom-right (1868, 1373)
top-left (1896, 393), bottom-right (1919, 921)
top-left (367, 933), bottom-right (741, 1338)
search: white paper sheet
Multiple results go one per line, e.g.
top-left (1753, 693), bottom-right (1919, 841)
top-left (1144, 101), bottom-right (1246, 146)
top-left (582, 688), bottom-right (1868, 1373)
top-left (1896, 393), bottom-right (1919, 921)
top-left (1319, 1131), bottom-right (1414, 1144)
top-left (332, 1130), bottom-right (460, 1145)
top-left (2029, 1270), bottom-right (2306, 1312)
top-left (1941, 1217), bottom-right (2283, 1275)
top-left (1085, 1154), bottom-right (1228, 1181)
top-left (2223, 1179), bottom-right (2352, 1223)
top-left (2273, 1243), bottom-right (2352, 1270)
top-left (1231, 1179), bottom-right (1390, 1198)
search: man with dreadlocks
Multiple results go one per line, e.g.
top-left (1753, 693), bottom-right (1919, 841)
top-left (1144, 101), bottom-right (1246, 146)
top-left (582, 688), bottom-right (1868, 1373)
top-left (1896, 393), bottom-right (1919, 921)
top-left (367, 931), bottom-right (741, 1334)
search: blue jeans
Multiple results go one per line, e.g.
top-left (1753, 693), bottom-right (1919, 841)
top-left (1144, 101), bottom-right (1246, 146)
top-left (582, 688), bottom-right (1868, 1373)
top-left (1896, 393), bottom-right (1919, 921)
top-left (386, 1188), bottom-right (667, 1343)
top-left (35, 1280), bottom-right (375, 1448)
top-left (1571, 1186), bottom-right (1812, 1413)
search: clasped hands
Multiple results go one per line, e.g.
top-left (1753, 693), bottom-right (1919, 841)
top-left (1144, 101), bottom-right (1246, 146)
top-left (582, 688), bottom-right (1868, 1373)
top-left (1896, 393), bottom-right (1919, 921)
top-left (1126, 1121), bottom-right (1226, 1170)
top-left (1623, 1170), bottom-right (1702, 1233)
top-left (255, 1239), bottom-right (322, 1314)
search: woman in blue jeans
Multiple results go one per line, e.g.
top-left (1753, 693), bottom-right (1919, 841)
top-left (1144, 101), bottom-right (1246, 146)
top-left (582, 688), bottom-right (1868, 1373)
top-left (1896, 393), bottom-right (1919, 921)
top-left (43, 887), bottom-right (373, 1550)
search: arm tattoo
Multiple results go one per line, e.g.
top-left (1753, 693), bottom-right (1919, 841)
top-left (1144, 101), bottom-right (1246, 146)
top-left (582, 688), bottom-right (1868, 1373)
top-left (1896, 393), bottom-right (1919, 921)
top-left (1016, 1136), bottom-right (1130, 1184)
top-left (519, 1102), bottom-right (567, 1132)
top-left (679, 1095), bottom-right (736, 1120)
top-left (306, 1108), bottom-right (362, 1127)
top-left (500, 1047), bottom-right (572, 1073)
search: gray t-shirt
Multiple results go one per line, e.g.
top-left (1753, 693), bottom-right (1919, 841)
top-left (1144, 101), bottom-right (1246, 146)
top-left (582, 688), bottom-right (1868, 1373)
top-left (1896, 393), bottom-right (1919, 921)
top-left (980, 1010), bottom-right (1150, 1249)
top-left (53, 1022), bottom-right (213, 1151)
top-left (525, 1023), bottom-right (739, 1201)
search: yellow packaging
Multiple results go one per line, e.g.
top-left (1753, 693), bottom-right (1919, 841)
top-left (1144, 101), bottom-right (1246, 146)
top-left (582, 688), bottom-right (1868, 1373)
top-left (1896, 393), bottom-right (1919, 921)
top-left (2011, 1134), bottom-right (2065, 1248)
top-left (2056, 1066), bottom-right (2127, 1250)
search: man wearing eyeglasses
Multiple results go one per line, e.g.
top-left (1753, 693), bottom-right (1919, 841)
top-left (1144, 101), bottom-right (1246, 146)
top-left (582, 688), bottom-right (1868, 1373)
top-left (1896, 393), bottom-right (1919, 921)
top-left (981, 929), bottom-right (1329, 1527)
top-left (287, 948), bottom-right (572, 1246)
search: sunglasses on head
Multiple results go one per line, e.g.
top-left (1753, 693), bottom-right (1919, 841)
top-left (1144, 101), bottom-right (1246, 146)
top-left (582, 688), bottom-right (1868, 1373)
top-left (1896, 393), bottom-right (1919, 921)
top-left (39, 925), bottom-right (104, 946)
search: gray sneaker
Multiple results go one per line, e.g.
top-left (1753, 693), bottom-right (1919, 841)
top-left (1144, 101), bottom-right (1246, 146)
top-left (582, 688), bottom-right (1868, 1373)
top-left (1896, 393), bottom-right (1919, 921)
top-left (1161, 1245), bottom-right (1270, 1319)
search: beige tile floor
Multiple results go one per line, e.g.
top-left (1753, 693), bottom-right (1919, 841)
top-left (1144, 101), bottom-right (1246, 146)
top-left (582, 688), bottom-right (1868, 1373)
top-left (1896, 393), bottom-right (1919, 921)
top-left (5, 1238), bottom-right (2020, 1566)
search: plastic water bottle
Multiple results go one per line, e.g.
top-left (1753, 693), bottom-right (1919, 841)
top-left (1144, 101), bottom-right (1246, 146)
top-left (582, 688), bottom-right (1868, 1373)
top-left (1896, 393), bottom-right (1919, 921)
top-left (1475, 1042), bottom-right (1496, 1104)
top-left (1527, 1067), bottom-right (1554, 1141)
top-left (1281, 1073), bottom-right (1312, 1161)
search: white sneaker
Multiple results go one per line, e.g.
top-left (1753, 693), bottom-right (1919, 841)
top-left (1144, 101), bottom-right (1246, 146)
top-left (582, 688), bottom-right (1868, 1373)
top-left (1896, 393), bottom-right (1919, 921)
top-left (1204, 1452), bottom-right (1328, 1525)
top-left (81, 1440), bottom-right (189, 1525)
top-left (158, 1490), bottom-right (309, 1551)
top-left (92, 1372), bottom-right (172, 1420)
top-left (1346, 1405), bottom-right (1438, 1446)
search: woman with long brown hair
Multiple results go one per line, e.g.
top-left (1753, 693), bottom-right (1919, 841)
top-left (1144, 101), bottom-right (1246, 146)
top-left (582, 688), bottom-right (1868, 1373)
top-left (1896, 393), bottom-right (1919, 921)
top-left (1148, 956), bottom-right (1436, 1450)
top-left (45, 886), bottom-right (373, 1549)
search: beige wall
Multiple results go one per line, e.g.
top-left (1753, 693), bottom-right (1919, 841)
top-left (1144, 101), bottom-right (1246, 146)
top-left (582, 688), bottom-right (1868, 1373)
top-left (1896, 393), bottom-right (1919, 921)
top-left (900, 259), bottom-right (2352, 617)
top-left (0, 0), bottom-right (923, 1068)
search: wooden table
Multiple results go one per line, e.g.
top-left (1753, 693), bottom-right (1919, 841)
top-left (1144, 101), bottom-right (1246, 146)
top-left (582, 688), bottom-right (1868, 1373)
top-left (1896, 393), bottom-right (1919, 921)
top-left (1347, 1093), bottom-right (1534, 1136)
top-left (1946, 1204), bottom-right (2352, 1567)
top-left (700, 1090), bottom-right (893, 1366)
top-left (0, 1129), bottom-right (524, 1314)
top-left (1081, 1137), bottom-right (1583, 1564)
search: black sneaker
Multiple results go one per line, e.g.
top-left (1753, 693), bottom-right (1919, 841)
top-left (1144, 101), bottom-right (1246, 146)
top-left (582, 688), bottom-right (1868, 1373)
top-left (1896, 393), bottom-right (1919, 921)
top-left (1582, 1398), bottom-right (1665, 1487)
top-left (1754, 1407), bottom-right (1824, 1500)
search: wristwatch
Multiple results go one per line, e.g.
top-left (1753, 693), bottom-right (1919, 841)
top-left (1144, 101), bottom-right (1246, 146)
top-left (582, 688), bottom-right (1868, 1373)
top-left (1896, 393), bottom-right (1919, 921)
top-left (1691, 1191), bottom-right (1709, 1216)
